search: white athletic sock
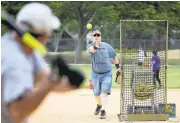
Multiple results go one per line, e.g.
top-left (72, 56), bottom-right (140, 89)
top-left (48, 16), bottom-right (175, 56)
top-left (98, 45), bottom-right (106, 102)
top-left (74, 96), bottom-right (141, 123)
top-left (101, 95), bottom-right (108, 110)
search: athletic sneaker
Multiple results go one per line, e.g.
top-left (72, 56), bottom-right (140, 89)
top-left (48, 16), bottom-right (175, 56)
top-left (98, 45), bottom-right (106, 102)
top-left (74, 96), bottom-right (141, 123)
top-left (99, 110), bottom-right (106, 119)
top-left (94, 104), bottom-right (102, 115)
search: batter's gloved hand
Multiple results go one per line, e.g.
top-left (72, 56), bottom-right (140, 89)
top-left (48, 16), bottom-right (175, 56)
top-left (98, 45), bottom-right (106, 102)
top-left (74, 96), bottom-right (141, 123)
top-left (50, 56), bottom-right (85, 88)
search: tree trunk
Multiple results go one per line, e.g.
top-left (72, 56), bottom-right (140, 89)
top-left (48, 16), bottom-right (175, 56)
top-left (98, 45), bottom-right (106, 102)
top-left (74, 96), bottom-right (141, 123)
top-left (74, 7), bottom-right (85, 63)
top-left (54, 31), bottom-right (63, 52)
top-left (74, 37), bottom-right (84, 63)
top-left (54, 34), bottom-right (60, 52)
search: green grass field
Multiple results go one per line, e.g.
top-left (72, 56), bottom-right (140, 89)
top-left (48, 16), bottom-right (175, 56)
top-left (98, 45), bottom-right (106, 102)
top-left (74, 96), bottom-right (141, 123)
top-left (70, 65), bottom-right (180, 89)
top-left (167, 66), bottom-right (180, 88)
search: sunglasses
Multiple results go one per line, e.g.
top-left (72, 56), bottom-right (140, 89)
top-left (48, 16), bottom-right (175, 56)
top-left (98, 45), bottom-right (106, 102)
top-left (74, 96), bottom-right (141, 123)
top-left (30, 32), bottom-right (43, 38)
top-left (30, 32), bottom-right (50, 38)
top-left (93, 33), bottom-right (101, 37)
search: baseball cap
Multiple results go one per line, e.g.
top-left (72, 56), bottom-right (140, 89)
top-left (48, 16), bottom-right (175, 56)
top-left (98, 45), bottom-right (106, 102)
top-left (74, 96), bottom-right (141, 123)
top-left (92, 30), bottom-right (101, 35)
top-left (16, 2), bottom-right (61, 36)
top-left (153, 50), bottom-right (157, 55)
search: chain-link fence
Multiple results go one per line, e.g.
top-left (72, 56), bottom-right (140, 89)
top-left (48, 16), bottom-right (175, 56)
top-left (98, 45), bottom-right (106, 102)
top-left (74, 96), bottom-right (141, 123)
top-left (44, 24), bottom-right (180, 65)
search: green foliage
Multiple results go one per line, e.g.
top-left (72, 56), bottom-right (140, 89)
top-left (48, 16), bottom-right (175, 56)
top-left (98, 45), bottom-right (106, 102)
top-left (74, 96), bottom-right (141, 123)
top-left (1, 1), bottom-right (29, 34)
top-left (2, 1), bottom-right (179, 38)
top-left (1, 1), bottom-right (179, 36)
top-left (1, 1), bottom-right (179, 56)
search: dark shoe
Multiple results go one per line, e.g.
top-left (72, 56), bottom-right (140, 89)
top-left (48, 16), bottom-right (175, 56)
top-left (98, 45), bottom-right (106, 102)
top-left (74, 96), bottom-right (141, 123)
top-left (99, 110), bottom-right (106, 119)
top-left (94, 104), bottom-right (102, 115)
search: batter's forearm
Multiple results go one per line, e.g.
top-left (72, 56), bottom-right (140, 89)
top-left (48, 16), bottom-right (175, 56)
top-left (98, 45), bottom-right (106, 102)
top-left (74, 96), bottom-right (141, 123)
top-left (8, 80), bottom-right (55, 123)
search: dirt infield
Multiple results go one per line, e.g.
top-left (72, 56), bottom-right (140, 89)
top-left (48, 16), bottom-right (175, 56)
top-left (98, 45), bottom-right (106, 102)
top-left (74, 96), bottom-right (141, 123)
top-left (29, 89), bottom-right (180, 123)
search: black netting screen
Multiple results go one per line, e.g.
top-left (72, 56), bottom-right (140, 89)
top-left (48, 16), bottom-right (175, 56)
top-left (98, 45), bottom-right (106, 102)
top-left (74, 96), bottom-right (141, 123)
top-left (120, 20), bottom-right (168, 119)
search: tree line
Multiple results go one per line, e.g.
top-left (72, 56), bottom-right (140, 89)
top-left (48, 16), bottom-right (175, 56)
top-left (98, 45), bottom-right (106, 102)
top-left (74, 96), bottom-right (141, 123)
top-left (1, 1), bottom-right (180, 62)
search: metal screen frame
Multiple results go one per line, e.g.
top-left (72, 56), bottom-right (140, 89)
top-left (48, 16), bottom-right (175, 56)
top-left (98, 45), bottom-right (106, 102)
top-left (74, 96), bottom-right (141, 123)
top-left (118, 20), bottom-right (169, 121)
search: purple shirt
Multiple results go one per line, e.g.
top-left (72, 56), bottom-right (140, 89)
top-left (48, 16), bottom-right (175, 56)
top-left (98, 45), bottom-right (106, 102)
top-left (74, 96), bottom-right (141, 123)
top-left (151, 55), bottom-right (160, 70)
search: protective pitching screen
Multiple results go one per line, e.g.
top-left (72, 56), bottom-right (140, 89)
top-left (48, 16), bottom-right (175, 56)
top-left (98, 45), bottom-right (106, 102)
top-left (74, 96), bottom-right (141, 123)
top-left (120, 20), bottom-right (168, 119)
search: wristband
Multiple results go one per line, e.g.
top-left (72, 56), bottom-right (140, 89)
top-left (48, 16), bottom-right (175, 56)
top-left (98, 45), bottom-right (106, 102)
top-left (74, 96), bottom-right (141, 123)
top-left (93, 45), bottom-right (98, 50)
top-left (115, 64), bottom-right (120, 69)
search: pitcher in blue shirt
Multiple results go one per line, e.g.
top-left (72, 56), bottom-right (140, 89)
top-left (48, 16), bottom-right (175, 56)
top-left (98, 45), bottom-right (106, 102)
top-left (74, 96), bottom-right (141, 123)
top-left (151, 50), bottom-right (161, 88)
top-left (87, 30), bottom-right (121, 119)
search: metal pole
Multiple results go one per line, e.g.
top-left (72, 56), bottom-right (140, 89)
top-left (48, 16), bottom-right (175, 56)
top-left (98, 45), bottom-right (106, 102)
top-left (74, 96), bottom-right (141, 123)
top-left (119, 20), bottom-right (123, 120)
top-left (165, 20), bottom-right (169, 113)
top-left (120, 20), bottom-right (167, 22)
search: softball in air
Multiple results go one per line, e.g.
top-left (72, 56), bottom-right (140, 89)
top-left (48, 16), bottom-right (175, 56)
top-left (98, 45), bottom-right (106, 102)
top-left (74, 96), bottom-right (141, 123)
top-left (87, 23), bottom-right (92, 30)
